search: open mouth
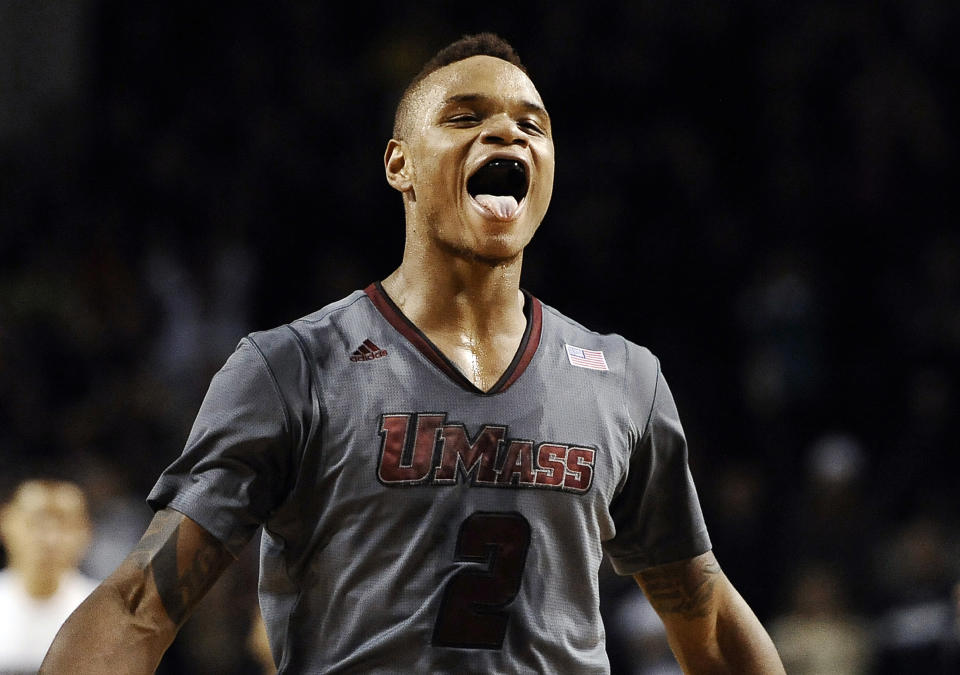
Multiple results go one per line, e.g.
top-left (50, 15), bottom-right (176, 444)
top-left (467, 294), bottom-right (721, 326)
top-left (466, 159), bottom-right (528, 220)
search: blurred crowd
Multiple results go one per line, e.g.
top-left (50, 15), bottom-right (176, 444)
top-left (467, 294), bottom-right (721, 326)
top-left (2, 1), bottom-right (958, 673)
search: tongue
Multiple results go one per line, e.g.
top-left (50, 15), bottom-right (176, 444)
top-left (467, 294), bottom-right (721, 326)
top-left (474, 194), bottom-right (519, 220)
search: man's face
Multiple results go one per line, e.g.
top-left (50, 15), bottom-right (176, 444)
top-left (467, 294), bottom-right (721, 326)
top-left (0, 482), bottom-right (91, 575)
top-left (390, 55), bottom-right (555, 265)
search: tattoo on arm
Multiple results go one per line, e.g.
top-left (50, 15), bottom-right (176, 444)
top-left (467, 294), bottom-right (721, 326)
top-left (636, 554), bottom-right (722, 619)
top-left (127, 509), bottom-right (233, 626)
top-left (128, 509), bottom-right (181, 569)
top-left (151, 524), bottom-right (228, 625)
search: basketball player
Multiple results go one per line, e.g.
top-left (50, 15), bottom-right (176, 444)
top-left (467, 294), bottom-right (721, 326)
top-left (42, 34), bottom-right (784, 673)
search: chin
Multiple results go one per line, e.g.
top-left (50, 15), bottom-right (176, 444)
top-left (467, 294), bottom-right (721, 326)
top-left (440, 234), bottom-right (526, 267)
top-left (424, 201), bottom-right (541, 265)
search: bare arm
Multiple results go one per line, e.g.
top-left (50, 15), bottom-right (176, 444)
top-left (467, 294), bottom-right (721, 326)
top-left (40, 508), bottom-right (234, 674)
top-left (634, 551), bottom-right (785, 675)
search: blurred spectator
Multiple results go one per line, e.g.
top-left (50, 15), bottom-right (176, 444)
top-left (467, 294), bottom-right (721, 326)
top-left (950, 582), bottom-right (960, 666)
top-left (0, 479), bottom-right (98, 673)
top-left (781, 432), bottom-right (876, 611)
top-left (872, 516), bottom-right (960, 673)
top-left (770, 562), bottom-right (873, 674)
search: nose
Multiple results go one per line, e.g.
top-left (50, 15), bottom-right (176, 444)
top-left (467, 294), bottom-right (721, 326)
top-left (479, 115), bottom-right (527, 147)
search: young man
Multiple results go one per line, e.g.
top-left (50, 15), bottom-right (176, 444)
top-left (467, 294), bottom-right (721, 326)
top-left (0, 480), bottom-right (98, 672)
top-left (42, 34), bottom-right (784, 673)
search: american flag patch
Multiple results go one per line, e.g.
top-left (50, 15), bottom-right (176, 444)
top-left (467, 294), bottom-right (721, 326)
top-left (565, 344), bottom-right (609, 371)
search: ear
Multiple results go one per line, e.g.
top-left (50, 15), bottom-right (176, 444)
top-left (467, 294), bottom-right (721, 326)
top-left (384, 139), bottom-right (413, 193)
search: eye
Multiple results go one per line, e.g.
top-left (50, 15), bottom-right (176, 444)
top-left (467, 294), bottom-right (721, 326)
top-left (447, 113), bottom-right (481, 125)
top-left (519, 119), bottom-right (545, 135)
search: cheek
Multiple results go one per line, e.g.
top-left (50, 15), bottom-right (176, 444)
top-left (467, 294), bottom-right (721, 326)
top-left (533, 162), bottom-right (555, 205)
top-left (533, 144), bottom-right (555, 185)
top-left (414, 152), bottom-right (456, 193)
top-left (540, 159), bottom-right (556, 189)
top-left (57, 530), bottom-right (90, 562)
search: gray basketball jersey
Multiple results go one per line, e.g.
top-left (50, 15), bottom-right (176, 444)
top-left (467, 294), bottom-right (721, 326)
top-left (148, 283), bottom-right (711, 674)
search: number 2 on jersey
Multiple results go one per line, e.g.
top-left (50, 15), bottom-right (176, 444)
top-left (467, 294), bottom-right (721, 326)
top-left (432, 511), bottom-right (532, 649)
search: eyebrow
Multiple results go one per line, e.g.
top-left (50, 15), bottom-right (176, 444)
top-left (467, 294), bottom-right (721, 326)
top-left (443, 93), bottom-right (550, 120)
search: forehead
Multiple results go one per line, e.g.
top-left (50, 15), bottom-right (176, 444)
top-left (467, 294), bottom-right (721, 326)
top-left (416, 55), bottom-right (545, 114)
top-left (12, 482), bottom-right (87, 518)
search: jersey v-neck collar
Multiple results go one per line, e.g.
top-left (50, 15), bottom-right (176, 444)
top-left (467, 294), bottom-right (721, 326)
top-left (364, 281), bottom-right (542, 396)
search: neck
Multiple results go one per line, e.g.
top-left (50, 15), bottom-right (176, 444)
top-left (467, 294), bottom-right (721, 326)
top-left (12, 563), bottom-right (63, 599)
top-left (381, 233), bottom-right (530, 392)
top-left (382, 241), bottom-right (526, 340)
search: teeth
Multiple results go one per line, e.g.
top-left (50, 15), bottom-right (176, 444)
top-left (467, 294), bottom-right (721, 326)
top-left (485, 159), bottom-right (522, 171)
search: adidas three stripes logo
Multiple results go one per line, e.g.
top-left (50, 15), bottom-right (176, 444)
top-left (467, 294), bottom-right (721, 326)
top-left (349, 339), bottom-right (388, 362)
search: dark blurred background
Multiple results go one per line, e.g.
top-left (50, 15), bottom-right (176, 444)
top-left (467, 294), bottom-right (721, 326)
top-left (2, 1), bottom-right (958, 673)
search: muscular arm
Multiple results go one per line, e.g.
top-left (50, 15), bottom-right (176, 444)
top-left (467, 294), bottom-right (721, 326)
top-left (40, 508), bottom-right (234, 674)
top-left (634, 551), bottom-right (785, 675)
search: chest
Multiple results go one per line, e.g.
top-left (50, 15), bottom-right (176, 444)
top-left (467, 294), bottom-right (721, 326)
top-left (311, 347), bottom-right (634, 512)
top-left (426, 332), bottom-right (524, 393)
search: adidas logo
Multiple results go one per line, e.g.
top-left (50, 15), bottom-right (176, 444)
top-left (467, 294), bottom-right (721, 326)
top-left (350, 339), bottom-right (388, 362)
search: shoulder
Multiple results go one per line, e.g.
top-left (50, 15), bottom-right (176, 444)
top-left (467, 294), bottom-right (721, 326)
top-left (537, 297), bottom-right (659, 377)
top-left (537, 296), bottom-right (661, 426)
top-left (230, 287), bottom-right (379, 409)
top-left (237, 287), bottom-right (380, 377)
top-left (246, 288), bottom-right (370, 359)
top-left (288, 288), bottom-right (373, 333)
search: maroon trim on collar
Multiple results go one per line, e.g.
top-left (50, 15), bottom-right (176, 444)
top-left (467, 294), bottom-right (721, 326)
top-left (496, 295), bottom-right (542, 392)
top-left (363, 282), bottom-right (542, 395)
top-left (364, 282), bottom-right (473, 390)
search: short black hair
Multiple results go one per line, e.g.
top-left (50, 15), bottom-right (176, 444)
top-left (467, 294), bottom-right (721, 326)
top-left (392, 33), bottom-right (526, 139)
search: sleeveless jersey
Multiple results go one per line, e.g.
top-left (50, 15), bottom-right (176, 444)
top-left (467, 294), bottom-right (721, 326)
top-left (147, 283), bottom-right (711, 674)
